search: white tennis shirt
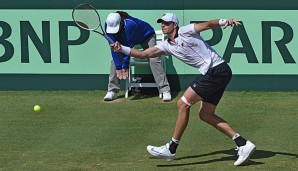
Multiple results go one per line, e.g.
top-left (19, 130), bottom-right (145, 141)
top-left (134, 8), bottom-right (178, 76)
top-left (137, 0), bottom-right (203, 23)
top-left (155, 24), bottom-right (225, 75)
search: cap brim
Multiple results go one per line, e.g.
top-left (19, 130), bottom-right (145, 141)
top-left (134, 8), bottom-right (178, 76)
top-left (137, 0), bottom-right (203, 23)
top-left (157, 19), bottom-right (164, 23)
top-left (106, 25), bottom-right (120, 34)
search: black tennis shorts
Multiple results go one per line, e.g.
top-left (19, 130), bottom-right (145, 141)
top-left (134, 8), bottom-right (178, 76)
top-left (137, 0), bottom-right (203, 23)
top-left (190, 62), bottom-right (232, 106)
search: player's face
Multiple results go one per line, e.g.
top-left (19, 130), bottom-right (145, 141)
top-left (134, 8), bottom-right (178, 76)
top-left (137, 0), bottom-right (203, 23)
top-left (161, 21), bottom-right (175, 34)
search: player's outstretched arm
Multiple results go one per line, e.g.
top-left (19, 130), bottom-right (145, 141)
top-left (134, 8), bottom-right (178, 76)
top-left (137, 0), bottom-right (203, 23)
top-left (111, 41), bottom-right (165, 59)
top-left (194, 18), bottom-right (241, 33)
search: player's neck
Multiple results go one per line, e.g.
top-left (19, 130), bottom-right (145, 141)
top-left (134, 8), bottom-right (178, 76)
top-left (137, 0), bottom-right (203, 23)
top-left (168, 30), bottom-right (177, 43)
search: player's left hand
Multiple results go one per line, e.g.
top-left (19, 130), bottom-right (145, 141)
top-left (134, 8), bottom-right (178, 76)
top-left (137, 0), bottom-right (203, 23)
top-left (223, 18), bottom-right (241, 29)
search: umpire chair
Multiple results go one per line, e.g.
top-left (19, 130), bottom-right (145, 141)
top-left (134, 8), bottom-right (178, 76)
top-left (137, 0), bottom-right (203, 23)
top-left (125, 30), bottom-right (166, 98)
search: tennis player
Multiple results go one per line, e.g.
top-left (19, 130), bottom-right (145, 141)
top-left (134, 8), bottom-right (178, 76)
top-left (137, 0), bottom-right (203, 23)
top-left (111, 13), bottom-right (256, 166)
top-left (103, 11), bottom-right (171, 102)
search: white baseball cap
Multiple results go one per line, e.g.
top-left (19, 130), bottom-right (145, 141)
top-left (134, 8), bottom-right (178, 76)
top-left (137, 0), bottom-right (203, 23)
top-left (106, 13), bottom-right (121, 34)
top-left (157, 13), bottom-right (179, 24)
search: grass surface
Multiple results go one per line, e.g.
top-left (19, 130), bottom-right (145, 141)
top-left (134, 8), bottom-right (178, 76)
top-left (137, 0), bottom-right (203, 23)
top-left (0, 91), bottom-right (297, 171)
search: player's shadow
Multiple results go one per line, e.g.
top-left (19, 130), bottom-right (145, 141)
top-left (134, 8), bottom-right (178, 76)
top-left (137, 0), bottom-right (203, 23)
top-left (155, 149), bottom-right (298, 167)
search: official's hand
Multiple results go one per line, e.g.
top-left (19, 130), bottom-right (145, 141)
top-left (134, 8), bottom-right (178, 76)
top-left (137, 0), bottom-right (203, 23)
top-left (116, 69), bottom-right (128, 80)
top-left (223, 18), bottom-right (241, 29)
top-left (116, 70), bottom-right (123, 79)
top-left (121, 69), bottom-right (129, 80)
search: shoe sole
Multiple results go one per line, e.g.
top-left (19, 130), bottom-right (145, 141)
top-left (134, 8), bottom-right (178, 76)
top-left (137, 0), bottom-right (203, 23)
top-left (235, 146), bottom-right (256, 166)
top-left (104, 99), bottom-right (115, 101)
top-left (164, 157), bottom-right (174, 161)
top-left (103, 97), bottom-right (117, 101)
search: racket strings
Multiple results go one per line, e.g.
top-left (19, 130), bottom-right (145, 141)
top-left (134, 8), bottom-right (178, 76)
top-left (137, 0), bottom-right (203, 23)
top-left (73, 6), bottom-right (100, 30)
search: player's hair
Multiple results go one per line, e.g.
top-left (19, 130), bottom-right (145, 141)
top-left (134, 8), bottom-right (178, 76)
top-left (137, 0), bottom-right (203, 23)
top-left (174, 26), bottom-right (179, 38)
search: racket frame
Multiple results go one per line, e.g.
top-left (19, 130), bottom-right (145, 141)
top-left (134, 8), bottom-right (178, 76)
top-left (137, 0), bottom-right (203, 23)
top-left (72, 3), bottom-right (114, 43)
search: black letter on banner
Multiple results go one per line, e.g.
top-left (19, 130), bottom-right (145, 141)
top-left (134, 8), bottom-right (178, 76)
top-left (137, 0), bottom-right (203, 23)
top-left (190, 21), bottom-right (222, 46)
top-left (59, 21), bottom-right (89, 63)
top-left (20, 21), bottom-right (51, 63)
top-left (262, 21), bottom-right (295, 63)
top-left (224, 22), bottom-right (258, 63)
top-left (0, 21), bottom-right (14, 62)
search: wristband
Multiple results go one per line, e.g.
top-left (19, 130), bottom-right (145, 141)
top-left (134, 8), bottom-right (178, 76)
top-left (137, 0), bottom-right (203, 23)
top-left (121, 45), bottom-right (131, 55)
top-left (219, 19), bottom-right (227, 26)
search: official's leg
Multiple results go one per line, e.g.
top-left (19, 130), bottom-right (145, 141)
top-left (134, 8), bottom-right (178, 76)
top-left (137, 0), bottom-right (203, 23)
top-left (141, 35), bottom-right (171, 98)
top-left (107, 60), bottom-right (120, 92)
top-left (149, 57), bottom-right (170, 93)
top-left (104, 60), bottom-right (120, 101)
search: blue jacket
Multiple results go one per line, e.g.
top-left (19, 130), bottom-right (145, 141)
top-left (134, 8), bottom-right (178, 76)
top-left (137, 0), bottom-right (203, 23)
top-left (105, 16), bottom-right (155, 70)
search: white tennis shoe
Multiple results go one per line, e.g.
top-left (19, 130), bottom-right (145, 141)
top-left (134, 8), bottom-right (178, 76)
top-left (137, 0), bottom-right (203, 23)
top-left (162, 92), bottom-right (172, 102)
top-left (234, 141), bottom-right (256, 166)
top-left (147, 143), bottom-right (175, 161)
top-left (103, 91), bottom-right (117, 101)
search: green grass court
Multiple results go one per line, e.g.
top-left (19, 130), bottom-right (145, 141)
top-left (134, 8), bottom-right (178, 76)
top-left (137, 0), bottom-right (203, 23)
top-left (1, 91), bottom-right (297, 171)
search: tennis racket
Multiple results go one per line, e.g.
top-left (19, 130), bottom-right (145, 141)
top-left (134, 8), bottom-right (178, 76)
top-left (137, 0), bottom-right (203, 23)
top-left (72, 3), bottom-right (114, 44)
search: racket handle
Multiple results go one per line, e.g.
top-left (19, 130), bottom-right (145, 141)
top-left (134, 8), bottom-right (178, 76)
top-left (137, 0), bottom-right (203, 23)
top-left (104, 35), bottom-right (114, 44)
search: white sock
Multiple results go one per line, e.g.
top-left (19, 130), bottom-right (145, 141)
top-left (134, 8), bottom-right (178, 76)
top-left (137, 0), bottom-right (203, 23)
top-left (171, 137), bottom-right (180, 144)
top-left (232, 133), bottom-right (241, 140)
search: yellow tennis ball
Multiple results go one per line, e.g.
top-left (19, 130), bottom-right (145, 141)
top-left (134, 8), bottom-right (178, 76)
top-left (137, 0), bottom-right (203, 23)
top-left (34, 105), bottom-right (41, 112)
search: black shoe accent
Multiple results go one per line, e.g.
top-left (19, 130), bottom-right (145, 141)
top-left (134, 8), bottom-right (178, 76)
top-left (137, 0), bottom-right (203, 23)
top-left (234, 136), bottom-right (247, 147)
top-left (169, 141), bottom-right (178, 154)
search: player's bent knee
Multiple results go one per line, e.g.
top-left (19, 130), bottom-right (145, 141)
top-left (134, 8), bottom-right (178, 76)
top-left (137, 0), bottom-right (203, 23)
top-left (177, 100), bottom-right (191, 111)
top-left (177, 99), bottom-right (186, 108)
top-left (180, 96), bottom-right (194, 107)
